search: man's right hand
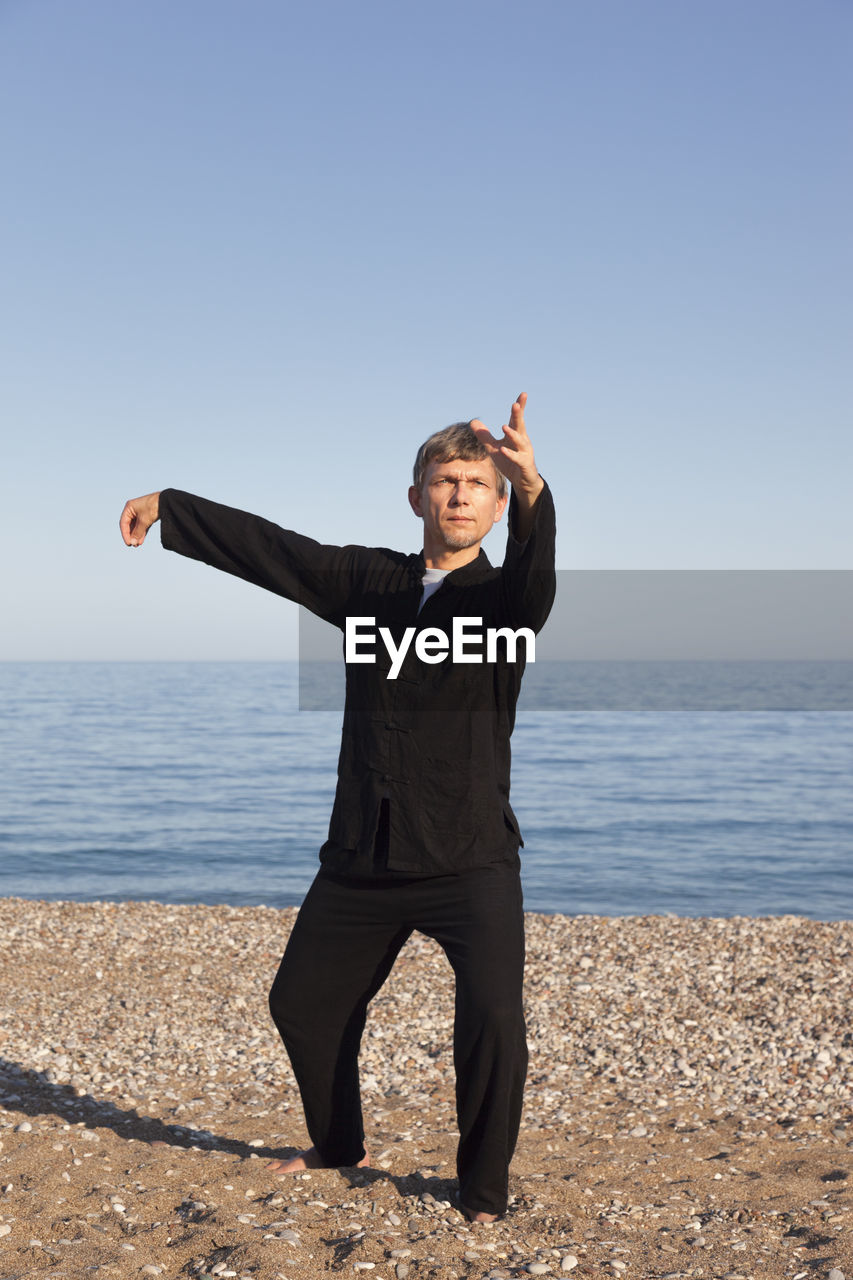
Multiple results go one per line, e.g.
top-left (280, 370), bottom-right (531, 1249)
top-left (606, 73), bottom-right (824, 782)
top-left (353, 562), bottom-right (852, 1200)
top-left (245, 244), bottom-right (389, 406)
top-left (120, 492), bottom-right (161, 546)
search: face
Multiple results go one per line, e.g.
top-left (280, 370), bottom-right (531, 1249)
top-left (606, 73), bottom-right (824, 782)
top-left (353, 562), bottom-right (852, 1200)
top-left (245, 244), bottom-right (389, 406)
top-left (408, 457), bottom-right (508, 564)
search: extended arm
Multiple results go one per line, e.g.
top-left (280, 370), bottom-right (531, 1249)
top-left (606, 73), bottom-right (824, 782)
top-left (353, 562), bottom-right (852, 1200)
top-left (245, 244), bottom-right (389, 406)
top-left (120, 487), bottom-right (375, 625)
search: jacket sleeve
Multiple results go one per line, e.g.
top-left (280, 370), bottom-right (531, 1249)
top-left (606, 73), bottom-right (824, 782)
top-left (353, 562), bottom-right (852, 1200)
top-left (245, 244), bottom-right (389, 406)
top-left (500, 478), bottom-right (557, 633)
top-left (159, 488), bottom-right (368, 626)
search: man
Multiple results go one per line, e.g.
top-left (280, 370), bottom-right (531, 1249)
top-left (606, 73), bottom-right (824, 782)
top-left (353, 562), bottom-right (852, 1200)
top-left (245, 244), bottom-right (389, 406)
top-left (120, 392), bottom-right (555, 1221)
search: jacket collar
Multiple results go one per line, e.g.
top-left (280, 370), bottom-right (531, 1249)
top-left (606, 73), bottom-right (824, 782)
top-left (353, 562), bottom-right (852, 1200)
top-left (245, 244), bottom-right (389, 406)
top-left (408, 547), bottom-right (493, 586)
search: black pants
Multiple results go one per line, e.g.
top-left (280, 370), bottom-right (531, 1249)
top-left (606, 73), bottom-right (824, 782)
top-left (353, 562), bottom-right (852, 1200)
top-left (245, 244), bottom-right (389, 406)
top-left (268, 861), bottom-right (527, 1216)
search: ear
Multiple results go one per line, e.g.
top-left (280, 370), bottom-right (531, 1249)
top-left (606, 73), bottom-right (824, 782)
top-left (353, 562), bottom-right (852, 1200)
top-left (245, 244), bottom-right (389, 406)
top-left (492, 492), bottom-right (509, 525)
top-left (408, 484), bottom-right (424, 518)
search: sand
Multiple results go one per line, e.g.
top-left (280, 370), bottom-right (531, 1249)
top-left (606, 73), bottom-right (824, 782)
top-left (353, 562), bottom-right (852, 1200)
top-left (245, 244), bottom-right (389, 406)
top-left (0, 897), bottom-right (850, 1280)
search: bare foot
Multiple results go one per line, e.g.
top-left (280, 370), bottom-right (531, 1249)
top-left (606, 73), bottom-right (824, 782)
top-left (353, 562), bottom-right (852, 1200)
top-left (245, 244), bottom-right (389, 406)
top-left (461, 1206), bottom-right (499, 1223)
top-left (266, 1145), bottom-right (370, 1173)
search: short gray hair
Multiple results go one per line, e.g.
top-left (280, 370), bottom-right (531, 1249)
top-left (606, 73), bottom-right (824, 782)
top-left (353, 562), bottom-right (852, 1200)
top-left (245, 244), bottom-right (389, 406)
top-left (412, 422), bottom-right (507, 500)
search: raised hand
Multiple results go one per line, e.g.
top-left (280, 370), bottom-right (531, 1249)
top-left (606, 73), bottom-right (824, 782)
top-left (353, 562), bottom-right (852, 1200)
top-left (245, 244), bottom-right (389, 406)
top-left (469, 393), bottom-right (543, 502)
top-left (120, 492), bottom-right (161, 546)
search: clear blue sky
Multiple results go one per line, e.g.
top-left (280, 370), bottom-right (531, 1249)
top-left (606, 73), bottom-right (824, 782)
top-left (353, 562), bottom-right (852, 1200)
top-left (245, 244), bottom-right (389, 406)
top-left (2, 0), bottom-right (850, 659)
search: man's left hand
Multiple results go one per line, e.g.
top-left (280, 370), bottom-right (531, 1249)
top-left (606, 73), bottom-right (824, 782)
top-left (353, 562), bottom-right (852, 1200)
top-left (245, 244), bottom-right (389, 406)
top-left (470, 392), bottom-right (544, 506)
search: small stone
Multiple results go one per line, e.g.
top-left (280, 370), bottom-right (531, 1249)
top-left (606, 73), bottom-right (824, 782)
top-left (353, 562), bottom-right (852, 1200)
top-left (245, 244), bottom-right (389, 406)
top-left (390, 1250), bottom-right (412, 1258)
top-left (387, 1212), bottom-right (402, 1226)
top-left (827, 1270), bottom-right (845, 1280)
top-left (0, 1224), bottom-right (12, 1238)
top-left (464, 1253), bottom-right (481, 1262)
top-left (15, 1121), bottom-right (32, 1132)
top-left (527, 1266), bottom-right (550, 1276)
top-left (395, 1267), bottom-right (410, 1280)
top-left (354, 1266), bottom-right (376, 1272)
top-left (561, 1260), bottom-right (579, 1273)
top-left (248, 1138), bottom-right (264, 1147)
top-left (141, 1269), bottom-right (164, 1277)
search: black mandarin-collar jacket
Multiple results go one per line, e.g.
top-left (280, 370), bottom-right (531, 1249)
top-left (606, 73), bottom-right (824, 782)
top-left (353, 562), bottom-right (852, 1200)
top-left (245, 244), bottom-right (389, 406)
top-left (159, 482), bottom-right (556, 875)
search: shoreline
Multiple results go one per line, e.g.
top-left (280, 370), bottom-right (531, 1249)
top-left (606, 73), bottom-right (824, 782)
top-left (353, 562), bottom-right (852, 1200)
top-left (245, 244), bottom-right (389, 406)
top-left (1, 898), bottom-right (851, 1278)
top-left (3, 891), bottom-right (852, 925)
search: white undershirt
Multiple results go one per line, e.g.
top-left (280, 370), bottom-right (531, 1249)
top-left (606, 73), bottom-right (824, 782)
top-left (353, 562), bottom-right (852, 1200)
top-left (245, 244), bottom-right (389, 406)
top-left (418, 567), bottom-right (450, 613)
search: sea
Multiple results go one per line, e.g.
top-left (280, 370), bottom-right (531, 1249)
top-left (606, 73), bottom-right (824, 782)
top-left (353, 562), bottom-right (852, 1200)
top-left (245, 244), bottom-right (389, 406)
top-left (1, 661), bottom-right (851, 919)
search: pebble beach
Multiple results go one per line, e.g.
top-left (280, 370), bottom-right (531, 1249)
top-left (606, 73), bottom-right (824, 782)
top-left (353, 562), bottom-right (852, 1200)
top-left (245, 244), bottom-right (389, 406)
top-left (0, 898), bottom-right (850, 1280)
